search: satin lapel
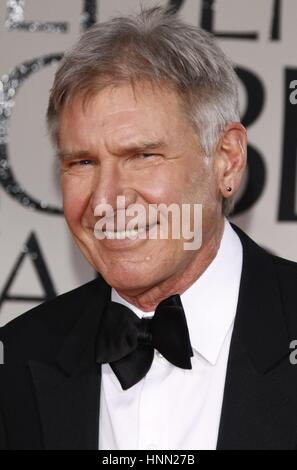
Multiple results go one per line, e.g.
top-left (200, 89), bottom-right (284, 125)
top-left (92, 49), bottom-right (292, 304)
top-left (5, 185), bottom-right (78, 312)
top-left (29, 276), bottom-right (110, 450)
top-left (217, 225), bottom-right (296, 449)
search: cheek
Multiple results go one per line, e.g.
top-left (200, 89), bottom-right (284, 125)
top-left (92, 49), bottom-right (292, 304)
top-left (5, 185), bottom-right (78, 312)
top-left (185, 158), bottom-right (217, 202)
top-left (62, 177), bottom-right (90, 227)
top-left (139, 167), bottom-right (188, 205)
top-left (149, 181), bottom-right (177, 204)
top-left (130, 172), bottom-right (174, 207)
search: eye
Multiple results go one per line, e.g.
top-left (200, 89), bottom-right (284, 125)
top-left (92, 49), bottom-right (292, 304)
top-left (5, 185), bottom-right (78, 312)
top-left (70, 159), bottom-right (95, 166)
top-left (126, 153), bottom-right (163, 169)
top-left (78, 160), bottom-right (93, 165)
top-left (136, 153), bottom-right (157, 159)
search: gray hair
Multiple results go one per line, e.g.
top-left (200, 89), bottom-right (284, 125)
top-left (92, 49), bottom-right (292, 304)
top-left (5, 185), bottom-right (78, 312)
top-left (47, 6), bottom-right (240, 216)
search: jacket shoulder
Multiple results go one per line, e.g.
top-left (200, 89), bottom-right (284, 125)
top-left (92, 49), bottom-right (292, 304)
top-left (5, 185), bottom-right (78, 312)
top-left (0, 276), bottom-right (106, 363)
top-left (272, 252), bottom-right (297, 274)
top-left (271, 254), bottom-right (297, 335)
top-left (231, 222), bottom-right (297, 330)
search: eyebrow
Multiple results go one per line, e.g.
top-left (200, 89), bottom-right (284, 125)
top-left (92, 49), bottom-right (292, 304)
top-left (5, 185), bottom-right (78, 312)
top-left (57, 140), bottom-right (166, 161)
top-left (114, 140), bottom-right (167, 155)
top-left (56, 150), bottom-right (92, 162)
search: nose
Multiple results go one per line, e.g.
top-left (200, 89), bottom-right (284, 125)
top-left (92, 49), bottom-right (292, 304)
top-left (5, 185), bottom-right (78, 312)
top-left (90, 161), bottom-right (137, 216)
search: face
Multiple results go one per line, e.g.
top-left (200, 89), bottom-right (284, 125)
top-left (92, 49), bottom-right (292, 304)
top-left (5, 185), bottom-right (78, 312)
top-left (58, 82), bottom-right (224, 294)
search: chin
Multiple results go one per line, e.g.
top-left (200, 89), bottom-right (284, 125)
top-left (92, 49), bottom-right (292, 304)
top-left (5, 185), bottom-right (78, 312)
top-left (102, 266), bottom-right (157, 293)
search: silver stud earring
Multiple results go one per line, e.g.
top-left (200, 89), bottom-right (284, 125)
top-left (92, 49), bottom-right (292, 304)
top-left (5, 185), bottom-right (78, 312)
top-left (226, 186), bottom-right (232, 192)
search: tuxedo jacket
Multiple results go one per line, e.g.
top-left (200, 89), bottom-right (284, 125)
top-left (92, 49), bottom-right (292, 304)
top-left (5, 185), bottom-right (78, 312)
top-left (0, 224), bottom-right (297, 450)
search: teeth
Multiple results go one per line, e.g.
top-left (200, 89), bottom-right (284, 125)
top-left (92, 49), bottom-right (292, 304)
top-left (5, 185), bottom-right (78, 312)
top-left (103, 227), bottom-right (146, 239)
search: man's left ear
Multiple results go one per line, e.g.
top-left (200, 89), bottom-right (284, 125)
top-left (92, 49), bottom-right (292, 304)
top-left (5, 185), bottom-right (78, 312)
top-left (215, 122), bottom-right (247, 198)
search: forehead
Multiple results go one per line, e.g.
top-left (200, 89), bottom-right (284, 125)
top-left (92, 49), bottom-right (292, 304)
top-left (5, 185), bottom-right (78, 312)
top-left (58, 81), bottom-right (188, 148)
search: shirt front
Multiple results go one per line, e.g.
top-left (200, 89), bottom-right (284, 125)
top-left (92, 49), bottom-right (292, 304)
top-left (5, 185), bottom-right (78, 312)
top-left (98, 220), bottom-right (243, 450)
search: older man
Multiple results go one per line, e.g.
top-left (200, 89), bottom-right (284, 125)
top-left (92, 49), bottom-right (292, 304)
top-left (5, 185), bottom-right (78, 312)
top-left (0, 7), bottom-right (297, 450)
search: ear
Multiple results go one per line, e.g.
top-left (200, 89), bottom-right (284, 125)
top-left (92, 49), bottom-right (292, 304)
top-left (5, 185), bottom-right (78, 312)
top-left (214, 122), bottom-right (247, 200)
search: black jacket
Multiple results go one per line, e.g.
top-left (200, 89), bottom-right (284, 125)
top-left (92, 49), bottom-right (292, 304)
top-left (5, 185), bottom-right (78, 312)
top-left (0, 224), bottom-right (297, 449)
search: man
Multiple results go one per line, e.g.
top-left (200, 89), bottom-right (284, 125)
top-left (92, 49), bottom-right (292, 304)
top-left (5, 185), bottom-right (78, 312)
top-left (0, 7), bottom-right (297, 450)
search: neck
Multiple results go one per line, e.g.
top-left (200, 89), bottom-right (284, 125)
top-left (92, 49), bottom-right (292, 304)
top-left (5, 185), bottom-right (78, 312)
top-left (116, 217), bottom-right (225, 312)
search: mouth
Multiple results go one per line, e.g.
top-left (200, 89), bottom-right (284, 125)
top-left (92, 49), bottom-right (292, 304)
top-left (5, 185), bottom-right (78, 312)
top-left (94, 222), bottom-right (159, 240)
top-left (105, 226), bottom-right (146, 239)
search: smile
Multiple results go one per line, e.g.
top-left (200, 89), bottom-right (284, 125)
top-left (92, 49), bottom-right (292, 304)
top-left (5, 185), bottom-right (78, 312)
top-left (105, 227), bottom-right (147, 239)
top-left (94, 223), bottom-right (159, 241)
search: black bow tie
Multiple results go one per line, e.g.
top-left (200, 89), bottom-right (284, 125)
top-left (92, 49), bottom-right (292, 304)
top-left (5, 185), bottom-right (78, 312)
top-left (95, 294), bottom-right (193, 390)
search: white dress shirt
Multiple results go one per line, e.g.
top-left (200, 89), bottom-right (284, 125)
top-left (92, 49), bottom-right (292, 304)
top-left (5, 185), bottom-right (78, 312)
top-left (98, 219), bottom-right (243, 450)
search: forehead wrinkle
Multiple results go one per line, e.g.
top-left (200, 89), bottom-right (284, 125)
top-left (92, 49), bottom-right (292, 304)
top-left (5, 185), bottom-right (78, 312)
top-left (100, 104), bottom-right (157, 130)
top-left (61, 84), bottom-right (185, 158)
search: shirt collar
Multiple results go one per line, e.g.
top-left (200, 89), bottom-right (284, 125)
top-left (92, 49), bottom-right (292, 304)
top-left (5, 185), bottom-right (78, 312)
top-left (111, 218), bottom-right (243, 366)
